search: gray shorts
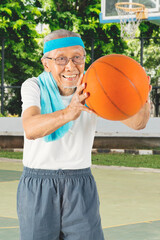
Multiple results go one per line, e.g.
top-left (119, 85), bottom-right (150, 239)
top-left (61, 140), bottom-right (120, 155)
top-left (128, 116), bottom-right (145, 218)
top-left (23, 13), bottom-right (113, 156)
top-left (17, 167), bottom-right (105, 240)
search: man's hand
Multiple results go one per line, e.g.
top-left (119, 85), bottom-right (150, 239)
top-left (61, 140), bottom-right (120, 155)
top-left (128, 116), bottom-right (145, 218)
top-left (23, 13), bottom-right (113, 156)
top-left (66, 74), bottom-right (93, 120)
top-left (146, 76), bottom-right (152, 103)
top-left (121, 75), bottom-right (152, 130)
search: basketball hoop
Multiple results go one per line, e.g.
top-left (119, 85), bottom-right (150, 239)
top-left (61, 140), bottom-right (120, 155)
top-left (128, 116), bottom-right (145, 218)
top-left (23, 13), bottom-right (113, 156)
top-left (115, 2), bottom-right (148, 39)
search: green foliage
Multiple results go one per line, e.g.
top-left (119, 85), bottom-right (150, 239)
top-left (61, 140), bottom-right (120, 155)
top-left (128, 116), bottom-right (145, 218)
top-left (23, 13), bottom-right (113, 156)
top-left (0, 113), bottom-right (18, 117)
top-left (0, 0), bottom-right (128, 116)
top-left (33, 0), bottom-right (126, 69)
top-left (139, 21), bottom-right (160, 42)
top-left (1, 0), bottom-right (160, 116)
top-left (0, 0), bottom-right (43, 115)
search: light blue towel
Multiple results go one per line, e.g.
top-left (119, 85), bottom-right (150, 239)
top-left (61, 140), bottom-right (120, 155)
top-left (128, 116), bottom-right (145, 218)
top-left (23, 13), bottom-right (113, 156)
top-left (38, 71), bottom-right (73, 142)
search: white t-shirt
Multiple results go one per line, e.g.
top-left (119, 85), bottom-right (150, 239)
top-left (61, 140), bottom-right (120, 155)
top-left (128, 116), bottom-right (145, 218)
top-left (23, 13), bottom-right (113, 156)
top-left (21, 77), bottom-right (97, 170)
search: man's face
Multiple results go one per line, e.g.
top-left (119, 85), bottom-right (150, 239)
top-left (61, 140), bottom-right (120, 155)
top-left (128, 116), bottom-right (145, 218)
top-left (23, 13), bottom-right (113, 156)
top-left (42, 45), bottom-right (85, 94)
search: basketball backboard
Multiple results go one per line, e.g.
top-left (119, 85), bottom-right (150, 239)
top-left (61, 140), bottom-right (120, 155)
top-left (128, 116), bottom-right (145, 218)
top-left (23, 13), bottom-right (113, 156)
top-left (100, 0), bottom-right (160, 25)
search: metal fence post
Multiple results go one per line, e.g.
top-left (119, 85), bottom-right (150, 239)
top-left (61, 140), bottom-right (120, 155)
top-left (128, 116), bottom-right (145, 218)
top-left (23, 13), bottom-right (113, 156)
top-left (91, 38), bottom-right (94, 63)
top-left (140, 36), bottom-right (144, 66)
top-left (155, 88), bottom-right (159, 117)
top-left (1, 38), bottom-right (5, 115)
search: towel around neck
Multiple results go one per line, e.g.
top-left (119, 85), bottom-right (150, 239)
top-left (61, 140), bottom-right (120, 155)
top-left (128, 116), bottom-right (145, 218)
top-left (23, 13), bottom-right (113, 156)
top-left (38, 71), bottom-right (73, 142)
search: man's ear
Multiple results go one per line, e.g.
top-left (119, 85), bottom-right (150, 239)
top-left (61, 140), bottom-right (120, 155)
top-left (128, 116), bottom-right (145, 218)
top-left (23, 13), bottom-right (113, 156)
top-left (41, 58), bottom-right (50, 72)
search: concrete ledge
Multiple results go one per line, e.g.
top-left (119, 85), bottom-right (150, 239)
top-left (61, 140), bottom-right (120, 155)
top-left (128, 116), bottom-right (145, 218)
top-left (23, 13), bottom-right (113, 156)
top-left (96, 117), bottom-right (160, 137)
top-left (93, 136), bottom-right (160, 149)
top-left (0, 117), bottom-right (23, 136)
top-left (92, 148), bottom-right (160, 155)
top-left (2, 147), bottom-right (160, 156)
top-left (0, 136), bottom-right (24, 149)
top-left (0, 117), bottom-right (160, 149)
top-left (0, 135), bottom-right (160, 149)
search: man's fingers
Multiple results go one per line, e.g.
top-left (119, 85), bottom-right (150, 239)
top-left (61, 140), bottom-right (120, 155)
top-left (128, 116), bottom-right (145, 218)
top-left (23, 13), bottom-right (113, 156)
top-left (76, 73), bottom-right (84, 87)
top-left (79, 92), bottom-right (89, 103)
top-left (149, 85), bottom-right (152, 92)
top-left (147, 76), bottom-right (152, 94)
top-left (76, 82), bottom-right (86, 94)
top-left (80, 105), bottom-right (94, 114)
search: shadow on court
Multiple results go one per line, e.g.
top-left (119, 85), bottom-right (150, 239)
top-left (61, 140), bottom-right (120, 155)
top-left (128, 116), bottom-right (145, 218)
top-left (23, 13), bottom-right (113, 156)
top-left (0, 217), bottom-right (19, 240)
top-left (0, 170), bottom-right (22, 182)
top-left (103, 220), bottom-right (160, 240)
top-left (1, 160), bottom-right (160, 240)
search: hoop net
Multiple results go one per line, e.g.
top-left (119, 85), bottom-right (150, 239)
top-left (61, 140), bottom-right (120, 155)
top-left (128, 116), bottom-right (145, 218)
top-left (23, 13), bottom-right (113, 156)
top-left (115, 2), bottom-right (147, 39)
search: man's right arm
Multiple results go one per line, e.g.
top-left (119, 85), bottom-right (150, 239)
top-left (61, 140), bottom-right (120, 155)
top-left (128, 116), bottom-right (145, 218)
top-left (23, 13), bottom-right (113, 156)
top-left (22, 82), bottom-right (91, 140)
top-left (22, 106), bottom-right (71, 140)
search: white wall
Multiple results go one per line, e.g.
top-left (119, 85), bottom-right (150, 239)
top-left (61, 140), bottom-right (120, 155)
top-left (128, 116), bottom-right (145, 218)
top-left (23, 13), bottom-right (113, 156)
top-left (0, 117), bottom-right (23, 136)
top-left (96, 117), bottom-right (160, 137)
top-left (0, 117), bottom-right (160, 137)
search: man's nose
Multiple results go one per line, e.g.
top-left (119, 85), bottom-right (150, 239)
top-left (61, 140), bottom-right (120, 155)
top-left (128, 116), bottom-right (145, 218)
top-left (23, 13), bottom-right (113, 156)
top-left (65, 58), bottom-right (76, 69)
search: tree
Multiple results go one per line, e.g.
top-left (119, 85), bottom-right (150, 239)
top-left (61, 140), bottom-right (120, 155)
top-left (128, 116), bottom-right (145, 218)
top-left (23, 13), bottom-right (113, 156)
top-left (124, 21), bottom-right (160, 116)
top-left (38, 0), bottom-right (160, 116)
top-left (33, 0), bottom-right (127, 68)
top-left (0, 0), bottom-right (43, 115)
top-left (2, 0), bottom-right (160, 116)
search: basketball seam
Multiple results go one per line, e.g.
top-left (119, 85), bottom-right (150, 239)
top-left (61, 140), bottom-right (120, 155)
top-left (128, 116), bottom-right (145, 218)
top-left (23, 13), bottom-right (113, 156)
top-left (97, 60), bottom-right (143, 106)
top-left (92, 65), bottom-right (131, 118)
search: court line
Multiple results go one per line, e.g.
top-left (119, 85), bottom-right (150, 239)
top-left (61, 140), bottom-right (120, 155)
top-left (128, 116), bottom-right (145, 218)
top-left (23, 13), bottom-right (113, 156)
top-left (103, 219), bottom-right (160, 229)
top-left (92, 164), bottom-right (160, 173)
top-left (0, 226), bottom-right (19, 229)
top-left (0, 215), bottom-right (18, 220)
top-left (0, 216), bottom-right (19, 229)
top-left (0, 180), bottom-right (19, 184)
top-left (0, 158), bottom-right (22, 162)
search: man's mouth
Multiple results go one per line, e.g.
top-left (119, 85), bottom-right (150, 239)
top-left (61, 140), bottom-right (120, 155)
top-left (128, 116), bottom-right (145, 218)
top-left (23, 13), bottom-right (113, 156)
top-left (62, 74), bottom-right (77, 81)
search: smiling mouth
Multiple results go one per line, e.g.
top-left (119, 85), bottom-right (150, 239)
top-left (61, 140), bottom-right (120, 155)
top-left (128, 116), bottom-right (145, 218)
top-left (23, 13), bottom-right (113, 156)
top-left (62, 74), bottom-right (77, 81)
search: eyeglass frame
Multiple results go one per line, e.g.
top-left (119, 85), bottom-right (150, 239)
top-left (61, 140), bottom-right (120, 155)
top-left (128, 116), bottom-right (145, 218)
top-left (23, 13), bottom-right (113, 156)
top-left (45, 55), bottom-right (86, 66)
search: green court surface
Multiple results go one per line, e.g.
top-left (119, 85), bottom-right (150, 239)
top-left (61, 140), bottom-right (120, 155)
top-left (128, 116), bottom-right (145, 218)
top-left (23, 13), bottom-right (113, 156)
top-left (0, 160), bottom-right (160, 240)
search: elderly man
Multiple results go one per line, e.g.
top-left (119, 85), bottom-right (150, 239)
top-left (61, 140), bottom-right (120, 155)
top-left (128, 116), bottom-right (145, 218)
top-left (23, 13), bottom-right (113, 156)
top-left (17, 29), bottom-right (150, 240)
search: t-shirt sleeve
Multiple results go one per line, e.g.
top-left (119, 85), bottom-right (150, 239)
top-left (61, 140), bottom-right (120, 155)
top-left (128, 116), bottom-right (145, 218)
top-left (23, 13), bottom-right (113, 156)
top-left (21, 77), bottom-right (41, 114)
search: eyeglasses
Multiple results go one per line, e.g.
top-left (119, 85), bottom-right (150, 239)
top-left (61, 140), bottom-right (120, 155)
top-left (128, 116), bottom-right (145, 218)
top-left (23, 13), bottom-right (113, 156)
top-left (45, 55), bottom-right (86, 66)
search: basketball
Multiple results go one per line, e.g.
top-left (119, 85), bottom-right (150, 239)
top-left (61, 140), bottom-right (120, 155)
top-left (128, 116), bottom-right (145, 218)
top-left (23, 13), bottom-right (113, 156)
top-left (83, 54), bottom-right (149, 120)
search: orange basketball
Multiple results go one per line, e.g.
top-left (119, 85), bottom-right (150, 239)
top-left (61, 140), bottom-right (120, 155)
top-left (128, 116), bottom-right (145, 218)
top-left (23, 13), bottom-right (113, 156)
top-left (83, 54), bottom-right (149, 120)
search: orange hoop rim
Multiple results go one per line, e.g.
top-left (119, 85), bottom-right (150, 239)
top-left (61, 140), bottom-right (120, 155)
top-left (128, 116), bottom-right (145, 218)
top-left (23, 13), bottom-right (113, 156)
top-left (115, 2), bottom-right (145, 13)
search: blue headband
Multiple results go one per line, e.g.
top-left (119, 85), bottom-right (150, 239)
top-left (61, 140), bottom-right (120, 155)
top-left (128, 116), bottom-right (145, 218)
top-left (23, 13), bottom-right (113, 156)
top-left (43, 37), bottom-right (85, 54)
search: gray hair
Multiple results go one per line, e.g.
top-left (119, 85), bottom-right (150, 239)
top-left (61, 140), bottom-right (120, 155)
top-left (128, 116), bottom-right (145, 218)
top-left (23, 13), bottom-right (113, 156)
top-left (44, 29), bottom-right (81, 43)
top-left (42, 29), bottom-right (83, 58)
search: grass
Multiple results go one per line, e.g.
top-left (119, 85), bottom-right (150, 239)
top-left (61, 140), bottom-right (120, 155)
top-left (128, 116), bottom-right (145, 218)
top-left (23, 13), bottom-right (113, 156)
top-left (92, 153), bottom-right (160, 169)
top-left (0, 150), bottom-right (160, 169)
top-left (0, 150), bottom-right (23, 159)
